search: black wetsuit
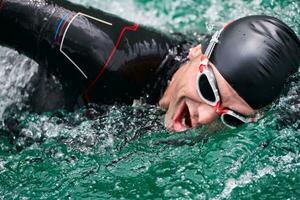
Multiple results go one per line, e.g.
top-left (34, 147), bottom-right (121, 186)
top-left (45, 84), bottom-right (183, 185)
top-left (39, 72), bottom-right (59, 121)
top-left (0, 0), bottom-right (190, 111)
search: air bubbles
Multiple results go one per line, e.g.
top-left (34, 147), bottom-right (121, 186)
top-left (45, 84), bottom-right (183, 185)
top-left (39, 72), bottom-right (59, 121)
top-left (206, 22), bottom-right (215, 33)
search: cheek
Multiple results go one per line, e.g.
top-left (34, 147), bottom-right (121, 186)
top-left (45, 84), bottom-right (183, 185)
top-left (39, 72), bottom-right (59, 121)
top-left (183, 68), bottom-right (201, 101)
top-left (159, 79), bottom-right (182, 109)
top-left (159, 66), bottom-right (188, 109)
top-left (186, 84), bottom-right (200, 101)
top-left (197, 105), bottom-right (218, 124)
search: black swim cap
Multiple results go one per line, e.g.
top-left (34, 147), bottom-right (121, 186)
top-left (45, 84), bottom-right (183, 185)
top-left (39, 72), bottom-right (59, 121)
top-left (208, 15), bottom-right (300, 109)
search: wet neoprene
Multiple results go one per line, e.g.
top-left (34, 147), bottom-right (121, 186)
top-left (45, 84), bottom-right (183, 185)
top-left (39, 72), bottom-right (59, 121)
top-left (207, 16), bottom-right (300, 109)
top-left (0, 0), bottom-right (188, 107)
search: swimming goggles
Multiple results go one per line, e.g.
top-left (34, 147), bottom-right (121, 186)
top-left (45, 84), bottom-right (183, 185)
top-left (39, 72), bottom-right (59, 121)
top-left (196, 28), bottom-right (257, 128)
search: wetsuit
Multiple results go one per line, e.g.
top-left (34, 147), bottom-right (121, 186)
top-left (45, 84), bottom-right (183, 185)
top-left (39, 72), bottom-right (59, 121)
top-left (0, 0), bottom-right (189, 111)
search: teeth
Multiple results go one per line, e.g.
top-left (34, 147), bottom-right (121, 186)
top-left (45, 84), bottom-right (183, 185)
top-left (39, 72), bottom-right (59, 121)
top-left (182, 116), bottom-right (188, 127)
top-left (182, 117), bottom-right (186, 126)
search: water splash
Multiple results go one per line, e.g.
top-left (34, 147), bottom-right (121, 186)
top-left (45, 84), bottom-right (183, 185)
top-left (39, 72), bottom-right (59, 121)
top-left (0, 47), bottom-right (38, 118)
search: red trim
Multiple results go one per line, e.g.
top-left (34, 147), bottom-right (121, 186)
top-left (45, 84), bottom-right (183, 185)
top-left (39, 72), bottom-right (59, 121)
top-left (199, 55), bottom-right (208, 72)
top-left (57, 14), bottom-right (75, 44)
top-left (223, 20), bottom-right (235, 29)
top-left (214, 101), bottom-right (229, 115)
top-left (199, 62), bottom-right (205, 73)
top-left (84, 24), bottom-right (139, 102)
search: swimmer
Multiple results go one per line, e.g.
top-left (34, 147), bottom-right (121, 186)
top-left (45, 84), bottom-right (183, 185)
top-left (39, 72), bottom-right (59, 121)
top-left (0, 0), bottom-right (299, 132)
top-left (160, 17), bottom-right (300, 131)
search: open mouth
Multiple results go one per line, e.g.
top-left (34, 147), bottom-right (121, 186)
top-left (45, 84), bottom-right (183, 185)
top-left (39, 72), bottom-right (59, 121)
top-left (172, 101), bottom-right (192, 131)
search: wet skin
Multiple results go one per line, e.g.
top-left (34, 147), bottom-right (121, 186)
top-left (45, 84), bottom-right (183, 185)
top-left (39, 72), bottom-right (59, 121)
top-left (159, 45), bottom-right (257, 132)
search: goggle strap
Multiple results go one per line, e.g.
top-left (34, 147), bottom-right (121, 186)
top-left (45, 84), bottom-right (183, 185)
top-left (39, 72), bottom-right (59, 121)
top-left (204, 19), bottom-right (235, 58)
top-left (204, 29), bottom-right (223, 58)
top-left (199, 56), bottom-right (209, 72)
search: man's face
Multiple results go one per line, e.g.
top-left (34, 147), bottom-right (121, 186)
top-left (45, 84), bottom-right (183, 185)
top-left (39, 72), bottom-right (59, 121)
top-left (159, 45), bottom-right (256, 132)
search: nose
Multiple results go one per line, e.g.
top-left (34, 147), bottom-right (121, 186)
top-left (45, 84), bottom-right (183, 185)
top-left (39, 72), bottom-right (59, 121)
top-left (195, 104), bottom-right (219, 126)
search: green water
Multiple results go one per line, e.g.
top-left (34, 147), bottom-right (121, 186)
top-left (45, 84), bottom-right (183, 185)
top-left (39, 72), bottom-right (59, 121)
top-left (0, 0), bottom-right (299, 199)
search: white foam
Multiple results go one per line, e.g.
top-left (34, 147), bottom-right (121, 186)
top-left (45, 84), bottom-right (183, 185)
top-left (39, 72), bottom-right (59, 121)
top-left (213, 166), bottom-right (275, 200)
top-left (0, 47), bottom-right (38, 119)
top-left (214, 149), bottom-right (300, 199)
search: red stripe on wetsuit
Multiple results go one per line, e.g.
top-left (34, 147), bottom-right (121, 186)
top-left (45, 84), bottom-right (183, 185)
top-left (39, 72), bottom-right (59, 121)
top-left (84, 23), bottom-right (139, 102)
top-left (56, 13), bottom-right (75, 45)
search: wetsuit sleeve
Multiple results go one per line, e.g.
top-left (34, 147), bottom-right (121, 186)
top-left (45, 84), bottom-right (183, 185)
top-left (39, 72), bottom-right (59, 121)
top-left (0, 0), bottom-right (180, 105)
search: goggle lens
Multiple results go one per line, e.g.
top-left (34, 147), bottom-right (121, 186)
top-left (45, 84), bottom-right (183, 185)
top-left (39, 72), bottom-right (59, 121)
top-left (198, 74), bottom-right (216, 103)
top-left (222, 113), bottom-right (245, 128)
